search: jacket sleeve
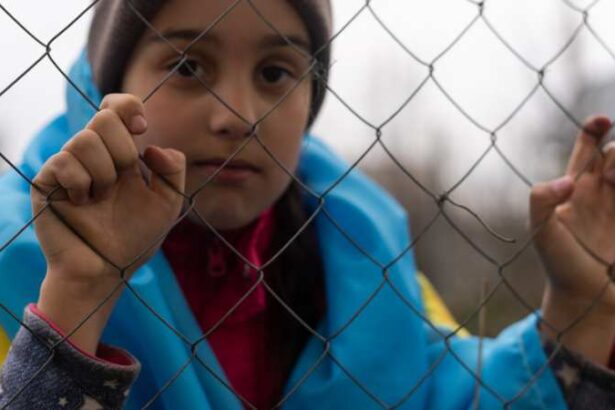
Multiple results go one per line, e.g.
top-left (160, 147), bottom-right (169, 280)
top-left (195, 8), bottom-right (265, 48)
top-left (542, 333), bottom-right (615, 409)
top-left (0, 305), bottom-right (140, 410)
top-left (418, 273), bottom-right (615, 410)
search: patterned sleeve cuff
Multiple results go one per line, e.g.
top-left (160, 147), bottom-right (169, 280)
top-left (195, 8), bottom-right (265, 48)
top-left (29, 303), bottom-right (135, 367)
top-left (542, 333), bottom-right (615, 409)
top-left (0, 305), bottom-right (140, 409)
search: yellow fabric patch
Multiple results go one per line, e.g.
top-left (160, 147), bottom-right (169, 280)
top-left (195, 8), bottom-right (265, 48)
top-left (0, 325), bottom-right (10, 366)
top-left (417, 272), bottom-right (470, 338)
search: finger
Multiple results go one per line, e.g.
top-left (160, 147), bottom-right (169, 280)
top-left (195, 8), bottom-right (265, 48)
top-left (530, 176), bottom-right (574, 229)
top-left (87, 108), bottom-right (139, 171)
top-left (566, 115), bottom-right (611, 177)
top-left (142, 146), bottom-right (186, 206)
top-left (98, 93), bottom-right (147, 135)
top-left (33, 151), bottom-right (92, 205)
top-left (602, 141), bottom-right (615, 185)
top-left (63, 129), bottom-right (117, 200)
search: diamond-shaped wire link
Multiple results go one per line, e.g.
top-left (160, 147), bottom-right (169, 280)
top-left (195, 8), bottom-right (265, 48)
top-left (0, 0), bottom-right (614, 408)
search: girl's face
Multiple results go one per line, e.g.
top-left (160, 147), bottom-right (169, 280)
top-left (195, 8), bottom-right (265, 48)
top-left (122, 0), bottom-right (312, 230)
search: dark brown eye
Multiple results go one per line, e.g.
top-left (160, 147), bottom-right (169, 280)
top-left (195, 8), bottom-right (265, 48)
top-left (261, 66), bottom-right (290, 84)
top-left (176, 59), bottom-right (200, 77)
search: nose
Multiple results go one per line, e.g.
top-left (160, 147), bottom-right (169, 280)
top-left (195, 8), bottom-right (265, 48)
top-left (207, 76), bottom-right (258, 140)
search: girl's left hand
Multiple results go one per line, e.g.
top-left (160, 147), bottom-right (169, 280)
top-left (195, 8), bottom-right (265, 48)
top-left (532, 116), bottom-right (615, 366)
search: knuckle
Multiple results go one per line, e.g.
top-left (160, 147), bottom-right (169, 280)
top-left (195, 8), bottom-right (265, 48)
top-left (529, 190), bottom-right (537, 204)
top-left (50, 152), bottom-right (72, 172)
top-left (116, 145), bottom-right (139, 168)
top-left (99, 94), bottom-right (113, 108)
top-left (100, 93), bottom-right (143, 116)
top-left (74, 170), bottom-right (92, 188)
top-left (32, 157), bottom-right (55, 188)
top-left (33, 152), bottom-right (87, 197)
top-left (39, 152), bottom-right (90, 190)
top-left (99, 93), bottom-right (122, 109)
top-left (120, 93), bottom-right (143, 108)
top-left (66, 159), bottom-right (91, 185)
top-left (65, 170), bottom-right (91, 191)
top-left (529, 185), bottom-right (542, 202)
top-left (91, 158), bottom-right (117, 185)
top-left (93, 108), bottom-right (121, 128)
top-left (65, 129), bottom-right (99, 154)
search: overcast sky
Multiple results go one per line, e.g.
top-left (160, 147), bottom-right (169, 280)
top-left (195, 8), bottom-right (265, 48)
top-left (1, 0), bottom-right (615, 210)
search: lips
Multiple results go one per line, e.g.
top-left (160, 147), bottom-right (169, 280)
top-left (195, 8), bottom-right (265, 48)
top-left (194, 157), bottom-right (259, 170)
top-left (192, 157), bottom-right (261, 183)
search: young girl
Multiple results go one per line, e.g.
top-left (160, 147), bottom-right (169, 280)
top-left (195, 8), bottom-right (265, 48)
top-left (0, 0), bottom-right (614, 408)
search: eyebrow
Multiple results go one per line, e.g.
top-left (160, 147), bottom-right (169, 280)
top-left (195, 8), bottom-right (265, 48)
top-left (148, 29), bottom-right (312, 54)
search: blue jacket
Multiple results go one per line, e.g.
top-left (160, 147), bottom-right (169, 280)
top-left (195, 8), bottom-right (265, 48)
top-left (0, 52), bottom-right (566, 409)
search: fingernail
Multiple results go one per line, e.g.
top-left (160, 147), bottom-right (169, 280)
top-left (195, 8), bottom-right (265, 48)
top-left (130, 115), bottom-right (147, 133)
top-left (596, 117), bottom-right (612, 129)
top-left (587, 117), bottom-right (612, 137)
top-left (551, 176), bottom-right (573, 196)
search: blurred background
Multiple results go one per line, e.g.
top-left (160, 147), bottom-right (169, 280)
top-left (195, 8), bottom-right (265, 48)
top-left (1, 0), bottom-right (615, 335)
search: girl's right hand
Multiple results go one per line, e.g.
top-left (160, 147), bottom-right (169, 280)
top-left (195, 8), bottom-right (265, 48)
top-left (30, 94), bottom-right (185, 353)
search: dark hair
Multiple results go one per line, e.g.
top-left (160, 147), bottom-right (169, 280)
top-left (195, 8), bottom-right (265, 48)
top-left (265, 180), bottom-right (326, 404)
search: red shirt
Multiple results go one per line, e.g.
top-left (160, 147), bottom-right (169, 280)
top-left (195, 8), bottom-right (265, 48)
top-left (161, 211), bottom-right (615, 407)
top-left (162, 210), bottom-right (280, 409)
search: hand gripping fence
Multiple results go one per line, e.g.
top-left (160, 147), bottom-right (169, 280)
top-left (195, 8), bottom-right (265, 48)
top-left (0, 0), bottom-right (614, 408)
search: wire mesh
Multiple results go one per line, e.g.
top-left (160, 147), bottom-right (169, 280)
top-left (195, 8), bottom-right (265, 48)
top-left (0, 0), bottom-right (614, 408)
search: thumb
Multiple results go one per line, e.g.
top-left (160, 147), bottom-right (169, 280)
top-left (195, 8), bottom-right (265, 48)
top-left (530, 176), bottom-right (574, 229)
top-left (142, 145), bottom-right (186, 203)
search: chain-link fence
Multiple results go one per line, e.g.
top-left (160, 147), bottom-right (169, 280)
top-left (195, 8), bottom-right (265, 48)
top-left (0, 0), bottom-right (614, 408)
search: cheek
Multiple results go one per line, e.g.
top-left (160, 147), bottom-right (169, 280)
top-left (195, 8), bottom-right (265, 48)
top-left (265, 129), bottom-right (303, 183)
top-left (265, 91), bottom-right (310, 171)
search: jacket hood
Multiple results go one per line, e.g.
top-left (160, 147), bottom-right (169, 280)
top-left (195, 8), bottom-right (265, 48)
top-left (0, 51), bottom-right (569, 410)
top-left (3, 51), bottom-right (429, 409)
